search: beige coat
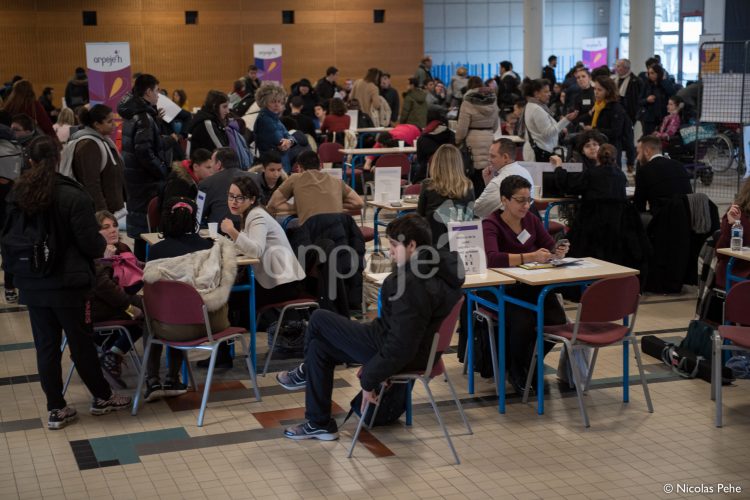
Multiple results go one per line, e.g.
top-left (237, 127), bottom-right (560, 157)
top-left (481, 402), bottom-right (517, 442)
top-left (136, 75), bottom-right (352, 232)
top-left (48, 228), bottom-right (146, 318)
top-left (350, 79), bottom-right (381, 117)
top-left (455, 88), bottom-right (500, 170)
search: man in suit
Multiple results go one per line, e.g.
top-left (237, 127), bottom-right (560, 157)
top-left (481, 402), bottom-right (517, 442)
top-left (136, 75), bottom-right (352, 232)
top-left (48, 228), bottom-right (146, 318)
top-left (634, 135), bottom-right (692, 216)
top-left (542, 55), bottom-right (557, 84)
top-left (613, 59), bottom-right (642, 173)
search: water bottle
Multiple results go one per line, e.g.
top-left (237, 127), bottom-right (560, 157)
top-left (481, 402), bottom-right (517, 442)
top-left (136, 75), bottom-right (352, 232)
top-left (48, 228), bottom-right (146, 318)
top-left (731, 220), bottom-right (743, 252)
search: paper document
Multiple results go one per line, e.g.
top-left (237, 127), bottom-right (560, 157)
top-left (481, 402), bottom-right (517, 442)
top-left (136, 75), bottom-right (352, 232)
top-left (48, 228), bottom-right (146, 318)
top-left (448, 221), bottom-right (487, 275)
top-left (374, 167), bottom-right (402, 203)
top-left (157, 94), bottom-right (183, 123)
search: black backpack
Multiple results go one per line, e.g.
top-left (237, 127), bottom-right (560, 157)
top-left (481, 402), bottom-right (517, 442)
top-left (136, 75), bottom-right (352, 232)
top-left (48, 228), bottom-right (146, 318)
top-left (1, 205), bottom-right (57, 278)
top-left (345, 383), bottom-right (409, 427)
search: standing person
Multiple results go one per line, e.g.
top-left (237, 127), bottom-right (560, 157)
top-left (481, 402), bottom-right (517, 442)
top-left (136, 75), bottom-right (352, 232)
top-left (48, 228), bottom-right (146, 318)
top-left (474, 138), bottom-right (535, 218)
top-left (586, 76), bottom-right (629, 167)
top-left (639, 64), bottom-right (672, 136)
top-left (496, 61), bottom-right (521, 111)
top-left (455, 77), bottom-right (500, 196)
top-left (413, 56), bottom-right (434, 88)
top-left (417, 144), bottom-right (475, 247)
top-left (53, 108), bottom-right (75, 144)
top-left (119, 74), bottom-right (176, 261)
top-left (39, 87), bottom-right (58, 124)
top-left (172, 89), bottom-right (188, 110)
top-left (186, 90), bottom-right (230, 153)
top-left (542, 55), bottom-right (557, 83)
top-left (414, 107), bottom-right (455, 182)
top-left (349, 68), bottom-right (382, 118)
top-left (241, 65), bottom-right (261, 101)
top-left (69, 104), bottom-right (126, 213)
top-left (379, 73), bottom-right (400, 125)
top-left (289, 79), bottom-right (317, 119)
top-left (447, 66), bottom-right (469, 108)
top-left (613, 58), bottom-right (642, 173)
top-left (571, 67), bottom-right (595, 128)
top-left (399, 78), bottom-right (428, 129)
top-left (64, 67), bottom-right (89, 109)
top-left (315, 66), bottom-right (340, 101)
top-left (2, 80), bottom-right (55, 138)
top-left (254, 82), bottom-right (296, 173)
top-left (2, 136), bottom-right (130, 429)
top-left (522, 79), bottom-right (578, 162)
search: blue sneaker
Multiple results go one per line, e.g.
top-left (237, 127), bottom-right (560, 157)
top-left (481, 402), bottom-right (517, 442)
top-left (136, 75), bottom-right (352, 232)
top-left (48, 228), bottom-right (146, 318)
top-left (284, 420), bottom-right (339, 441)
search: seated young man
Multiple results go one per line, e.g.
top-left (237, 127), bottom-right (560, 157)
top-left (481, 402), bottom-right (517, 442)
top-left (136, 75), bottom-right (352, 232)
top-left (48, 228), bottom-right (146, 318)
top-left (268, 150), bottom-right (363, 225)
top-left (277, 214), bottom-right (465, 440)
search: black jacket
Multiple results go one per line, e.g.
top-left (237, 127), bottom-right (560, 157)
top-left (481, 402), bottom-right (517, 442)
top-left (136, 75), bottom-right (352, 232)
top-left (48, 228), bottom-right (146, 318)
top-left (360, 249), bottom-right (464, 390)
top-left (542, 65), bottom-right (556, 83)
top-left (593, 101), bottom-right (629, 159)
top-left (639, 80), bottom-right (673, 125)
top-left (119, 94), bottom-right (171, 230)
top-left (417, 181), bottom-right (475, 248)
top-left (415, 125), bottom-right (455, 182)
top-left (614, 72), bottom-right (643, 123)
top-left (315, 77), bottom-right (339, 101)
top-left (380, 87), bottom-right (400, 123)
top-left (289, 112), bottom-right (316, 138)
top-left (187, 109), bottom-right (228, 153)
top-left (160, 163), bottom-right (199, 213)
top-left (634, 156), bottom-right (693, 214)
top-left (12, 174), bottom-right (105, 307)
top-left (555, 163), bottom-right (627, 202)
top-left (65, 77), bottom-right (89, 108)
top-left (573, 87), bottom-right (595, 126)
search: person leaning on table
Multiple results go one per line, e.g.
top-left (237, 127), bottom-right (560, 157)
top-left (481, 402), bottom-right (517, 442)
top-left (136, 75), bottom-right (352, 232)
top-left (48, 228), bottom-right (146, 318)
top-left (482, 175), bottom-right (569, 395)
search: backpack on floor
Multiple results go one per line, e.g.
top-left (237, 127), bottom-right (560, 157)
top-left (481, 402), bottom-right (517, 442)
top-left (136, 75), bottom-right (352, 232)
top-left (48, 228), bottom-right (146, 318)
top-left (345, 383), bottom-right (409, 427)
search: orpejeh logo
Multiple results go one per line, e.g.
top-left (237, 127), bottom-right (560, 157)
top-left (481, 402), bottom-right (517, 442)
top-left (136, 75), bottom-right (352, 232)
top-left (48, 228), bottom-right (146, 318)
top-left (257, 47), bottom-right (279, 57)
top-left (93, 50), bottom-right (123, 68)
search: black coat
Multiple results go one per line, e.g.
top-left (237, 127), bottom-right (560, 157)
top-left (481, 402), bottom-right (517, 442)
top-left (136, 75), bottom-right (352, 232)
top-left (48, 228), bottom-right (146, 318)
top-left (634, 156), bottom-right (693, 214)
top-left (315, 78), bottom-right (339, 101)
top-left (614, 73), bottom-right (643, 123)
top-left (119, 94), bottom-right (171, 235)
top-left (639, 80), bottom-right (673, 125)
top-left (573, 87), bottom-right (596, 126)
top-left (160, 164), bottom-right (198, 214)
top-left (593, 101), bottom-right (630, 163)
top-left (542, 65), bottom-right (556, 83)
top-left (381, 87), bottom-right (400, 123)
top-left (12, 174), bottom-right (105, 307)
top-left (360, 249), bottom-right (464, 391)
top-left (417, 181), bottom-right (475, 248)
top-left (187, 109), bottom-right (228, 153)
top-left (415, 126), bottom-right (455, 182)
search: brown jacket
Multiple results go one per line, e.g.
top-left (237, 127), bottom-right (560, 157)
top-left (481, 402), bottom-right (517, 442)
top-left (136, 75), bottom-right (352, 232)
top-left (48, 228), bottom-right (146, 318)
top-left (350, 80), bottom-right (381, 117)
top-left (72, 137), bottom-right (125, 212)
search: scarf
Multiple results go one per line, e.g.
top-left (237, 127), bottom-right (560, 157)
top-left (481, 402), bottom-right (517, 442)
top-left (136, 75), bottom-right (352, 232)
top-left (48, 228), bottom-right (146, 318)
top-left (526, 97), bottom-right (553, 116)
top-left (591, 100), bottom-right (607, 128)
top-left (422, 120), bottom-right (442, 134)
top-left (616, 73), bottom-right (631, 97)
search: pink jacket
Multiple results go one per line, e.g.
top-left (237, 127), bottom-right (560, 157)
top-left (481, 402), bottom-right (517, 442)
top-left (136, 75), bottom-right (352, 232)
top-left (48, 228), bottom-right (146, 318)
top-left (654, 113), bottom-right (681, 139)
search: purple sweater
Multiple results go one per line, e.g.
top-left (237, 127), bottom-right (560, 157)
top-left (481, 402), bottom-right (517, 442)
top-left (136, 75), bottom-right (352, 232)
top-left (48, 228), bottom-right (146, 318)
top-left (482, 211), bottom-right (555, 268)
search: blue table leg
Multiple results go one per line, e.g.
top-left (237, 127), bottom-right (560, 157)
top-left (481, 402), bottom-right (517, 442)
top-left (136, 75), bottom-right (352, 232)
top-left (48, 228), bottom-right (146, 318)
top-left (373, 207), bottom-right (382, 252)
top-left (543, 203), bottom-right (556, 231)
top-left (405, 380), bottom-right (414, 426)
top-left (497, 286), bottom-right (506, 414)
top-left (623, 315), bottom-right (630, 403)
top-left (249, 268), bottom-right (257, 370)
top-left (466, 292), bottom-right (475, 395)
top-left (536, 288), bottom-right (549, 415)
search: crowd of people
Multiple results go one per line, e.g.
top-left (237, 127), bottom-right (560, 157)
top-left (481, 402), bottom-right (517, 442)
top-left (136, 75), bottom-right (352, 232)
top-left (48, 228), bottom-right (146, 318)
top-left (0, 52), bottom-right (745, 440)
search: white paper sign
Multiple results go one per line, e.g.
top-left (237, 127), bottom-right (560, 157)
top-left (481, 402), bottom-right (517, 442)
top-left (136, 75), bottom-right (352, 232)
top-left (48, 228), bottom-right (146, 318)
top-left (157, 94), bottom-right (183, 124)
top-left (448, 221), bottom-right (487, 275)
top-left (347, 110), bottom-right (359, 131)
top-left (374, 167), bottom-right (401, 203)
top-left (321, 168), bottom-right (342, 179)
top-left (196, 190), bottom-right (207, 224)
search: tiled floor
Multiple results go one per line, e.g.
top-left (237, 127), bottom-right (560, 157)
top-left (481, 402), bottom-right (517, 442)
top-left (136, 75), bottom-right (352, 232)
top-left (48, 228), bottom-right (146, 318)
top-left (2, 248), bottom-right (750, 498)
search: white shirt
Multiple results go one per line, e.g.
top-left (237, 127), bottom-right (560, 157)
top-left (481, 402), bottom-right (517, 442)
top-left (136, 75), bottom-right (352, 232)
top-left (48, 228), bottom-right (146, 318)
top-left (522, 102), bottom-right (570, 161)
top-left (473, 162), bottom-right (535, 218)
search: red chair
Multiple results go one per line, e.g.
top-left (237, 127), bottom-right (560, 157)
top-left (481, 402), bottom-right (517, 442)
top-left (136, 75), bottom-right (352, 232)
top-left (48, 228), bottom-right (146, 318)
top-left (317, 142), bottom-right (344, 164)
top-left (132, 281), bottom-right (261, 427)
top-left (375, 153), bottom-right (411, 182)
top-left (712, 281), bottom-right (750, 427)
top-left (347, 298), bottom-right (471, 464)
top-left (258, 298), bottom-right (318, 376)
top-left (522, 275), bottom-right (653, 428)
top-left (146, 197), bottom-right (161, 233)
top-left (403, 183), bottom-right (422, 196)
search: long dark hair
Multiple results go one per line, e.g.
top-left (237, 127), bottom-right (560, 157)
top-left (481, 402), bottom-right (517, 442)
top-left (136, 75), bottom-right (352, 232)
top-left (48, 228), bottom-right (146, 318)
top-left (14, 135), bottom-right (59, 215)
top-left (160, 197), bottom-right (198, 238)
top-left (232, 176), bottom-right (261, 226)
top-left (202, 90), bottom-right (228, 122)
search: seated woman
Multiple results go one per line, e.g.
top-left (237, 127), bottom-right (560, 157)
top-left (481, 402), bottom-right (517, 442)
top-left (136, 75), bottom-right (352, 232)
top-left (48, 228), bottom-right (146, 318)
top-left (92, 211), bottom-right (144, 389)
top-left (141, 197), bottom-right (236, 401)
top-left (417, 144), bottom-right (474, 247)
top-left (320, 98), bottom-right (350, 143)
top-left (653, 95), bottom-right (684, 145)
top-left (482, 175), bottom-right (568, 394)
top-left (585, 76), bottom-right (629, 167)
top-left (716, 178), bottom-right (750, 289)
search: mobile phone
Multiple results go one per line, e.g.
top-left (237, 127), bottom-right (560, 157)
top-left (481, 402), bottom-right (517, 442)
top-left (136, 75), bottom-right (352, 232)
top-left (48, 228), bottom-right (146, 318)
top-left (390, 201), bottom-right (403, 208)
top-left (554, 239), bottom-right (569, 250)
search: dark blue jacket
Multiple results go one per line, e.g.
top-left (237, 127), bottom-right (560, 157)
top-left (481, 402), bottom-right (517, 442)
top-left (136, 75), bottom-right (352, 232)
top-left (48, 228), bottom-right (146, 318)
top-left (253, 108), bottom-right (292, 154)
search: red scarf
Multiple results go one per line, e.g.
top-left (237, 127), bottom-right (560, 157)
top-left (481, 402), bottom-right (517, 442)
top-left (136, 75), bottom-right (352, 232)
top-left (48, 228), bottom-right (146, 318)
top-left (181, 159), bottom-right (200, 184)
top-left (422, 120), bottom-right (442, 134)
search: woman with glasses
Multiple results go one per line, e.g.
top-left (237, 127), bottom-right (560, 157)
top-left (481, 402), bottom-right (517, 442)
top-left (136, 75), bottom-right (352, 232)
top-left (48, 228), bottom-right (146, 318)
top-left (482, 175), bottom-right (568, 395)
top-left (221, 176), bottom-right (306, 309)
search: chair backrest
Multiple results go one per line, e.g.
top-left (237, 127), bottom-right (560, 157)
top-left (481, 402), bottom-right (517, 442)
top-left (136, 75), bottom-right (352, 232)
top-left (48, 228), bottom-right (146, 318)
top-left (375, 153), bottom-right (411, 178)
top-left (403, 183), bottom-right (422, 196)
top-left (147, 196), bottom-right (161, 233)
top-left (143, 281), bottom-right (207, 326)
top-left (318, 142), bottom-right (344, 163)
top-left (437, 297), bottom-right (465, 352)
top-left (725, 280), bottom-right (750, 326)
top-left (579, 275), bottom-right (640, 323)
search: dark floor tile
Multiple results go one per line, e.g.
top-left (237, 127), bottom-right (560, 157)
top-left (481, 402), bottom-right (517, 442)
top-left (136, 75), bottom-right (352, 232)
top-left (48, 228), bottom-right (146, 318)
top-left (0, 418), bottom-right (41, 433)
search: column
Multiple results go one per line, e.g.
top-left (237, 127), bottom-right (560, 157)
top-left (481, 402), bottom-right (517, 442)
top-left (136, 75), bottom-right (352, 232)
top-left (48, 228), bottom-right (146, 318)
top-left (629, 0), bottom-right (655, 72)
top-left (523, 0), bottom-right (544, 79)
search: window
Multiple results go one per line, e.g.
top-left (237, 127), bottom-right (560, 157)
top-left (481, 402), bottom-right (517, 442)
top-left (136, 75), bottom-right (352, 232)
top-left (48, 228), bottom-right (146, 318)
top-left (373, 9), bottom-right (385, 23)
top-left (282, 10), bottom-right (294, 24)
top-left (185, 11), bottom-right (198, 25)
top-left (82, 11), bottom-right (97, 26)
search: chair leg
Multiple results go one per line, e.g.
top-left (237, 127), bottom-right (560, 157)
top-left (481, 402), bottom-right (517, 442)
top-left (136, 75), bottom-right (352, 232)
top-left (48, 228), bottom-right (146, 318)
top-left (485, 317), bottom-right (500, 396)
top-left (366, 385), bottom-right (387, 430)
top-left (122, 327), bottom-right (142, 372)
top-left (566, 343), bottom-right (590, 428)
top-left (131, 337), bottom-right (153, 416)
top-left (62, 360), bottom-right (76, 397)
top-left (713, 333), bottom-right (723, 427)
top-left (522, 340), bottom-right (538, 404)
top-left (347, 401), bottom-right (370, 458)
top-left (444, 371), bottom-right (472, 435)
top-left (262, 319), bottom-right (283, 377)
top-left (630, 337), bottom-right (654, 413)
top-left (237, 336), bottom-right (261, 402)
top-left (421, 378), bottom-right (461, 465)
top-left (185, 356), bottom-right (198, 392)
top-left (197, 345), bottom-right (219, 427)
top-left (585, 348), bottom-right (599, 393)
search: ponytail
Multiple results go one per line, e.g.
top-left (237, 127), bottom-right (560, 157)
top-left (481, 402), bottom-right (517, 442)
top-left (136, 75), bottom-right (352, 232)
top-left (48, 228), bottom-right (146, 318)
top-left (78, 104), bottom-right (112, 128)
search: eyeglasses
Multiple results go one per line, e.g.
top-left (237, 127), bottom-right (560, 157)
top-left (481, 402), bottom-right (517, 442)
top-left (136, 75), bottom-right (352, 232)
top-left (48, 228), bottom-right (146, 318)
top-left (228, 194), bottom-right (248, 203)
top-left (510, 196), bottom-right (533, 205)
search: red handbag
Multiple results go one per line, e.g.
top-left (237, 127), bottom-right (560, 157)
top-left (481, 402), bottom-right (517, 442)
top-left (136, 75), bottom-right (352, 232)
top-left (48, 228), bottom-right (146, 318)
top-left (101, 252), bottom-right (143, 288)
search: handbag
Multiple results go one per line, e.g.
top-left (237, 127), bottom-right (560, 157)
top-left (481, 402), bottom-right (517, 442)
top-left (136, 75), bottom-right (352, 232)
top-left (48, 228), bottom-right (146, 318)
top-left (102, 252), bottom-right (143, 288)
top-left (524, 114), bottom-right (555, 162)
top-left (458, 143), bottom-right (474, 178)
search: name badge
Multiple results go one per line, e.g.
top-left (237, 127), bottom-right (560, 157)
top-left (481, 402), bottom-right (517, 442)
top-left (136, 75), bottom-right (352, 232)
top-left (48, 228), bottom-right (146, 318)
top-left (517, 229), bottom-right (531, 244)
top-left (582, 99), bottom-right (591, 106)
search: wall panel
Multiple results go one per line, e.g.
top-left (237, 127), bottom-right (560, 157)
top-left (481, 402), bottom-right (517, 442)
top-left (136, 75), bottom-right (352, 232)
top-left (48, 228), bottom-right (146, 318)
top-left (0, 1), bottom-right (422, 108)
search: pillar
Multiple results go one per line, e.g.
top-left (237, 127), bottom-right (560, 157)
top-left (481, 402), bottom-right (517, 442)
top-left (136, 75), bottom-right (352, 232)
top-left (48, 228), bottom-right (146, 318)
top-left (523, 0), bottom-right (544, 79)
top-left (629, 0), bottom-right (655, 72)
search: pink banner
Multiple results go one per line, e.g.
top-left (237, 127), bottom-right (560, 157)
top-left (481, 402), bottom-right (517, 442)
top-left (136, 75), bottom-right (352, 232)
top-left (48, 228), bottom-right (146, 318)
top-left (86, 43), bottom-right (132, 150)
